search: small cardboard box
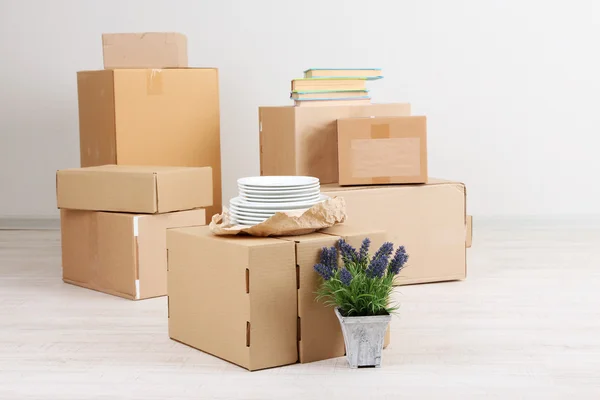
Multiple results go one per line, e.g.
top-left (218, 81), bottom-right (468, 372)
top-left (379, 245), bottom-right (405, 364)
top-left (322, 179), bottom-right (471, 285)
top-left (61, 209), bottom-right (205, 300)
top-left (337, 116), bottom-right (428, 185)
top-left (102, 32), bottom-right (188, 69)
top-left (76, 68), bottom-right (221, 222)
top-left (57, 165), bottom-right (212, 214)
top-left (259, 103), bottom-right (411, 184)
top-left (280, 227), bottom-right (387, 364)
top-left (167, 227), bottom-right (298, 371)
top-left (167, 225), bottom-right (392, 370)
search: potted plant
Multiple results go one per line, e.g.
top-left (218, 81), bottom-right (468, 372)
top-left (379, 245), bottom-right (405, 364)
top-left (313, 238), bottom-right (409, 368)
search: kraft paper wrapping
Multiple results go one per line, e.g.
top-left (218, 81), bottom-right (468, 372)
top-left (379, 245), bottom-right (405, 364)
top-left (209, 196), bottom-right (347, 236)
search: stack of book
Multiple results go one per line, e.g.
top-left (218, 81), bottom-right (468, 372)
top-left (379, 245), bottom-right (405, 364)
top-left (291, 68), bottom-right (383, 107)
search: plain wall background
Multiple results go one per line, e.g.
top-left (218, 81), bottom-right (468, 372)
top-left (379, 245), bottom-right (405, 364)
top-left (1, 0), bottom-right (599, 218)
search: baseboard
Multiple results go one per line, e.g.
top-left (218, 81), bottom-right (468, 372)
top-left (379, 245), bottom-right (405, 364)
top-left (0, 217), bottom-right (60, 230)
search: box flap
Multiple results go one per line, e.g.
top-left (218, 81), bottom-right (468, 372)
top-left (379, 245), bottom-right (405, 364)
top-left (466, 215), bottom-right (473, 248)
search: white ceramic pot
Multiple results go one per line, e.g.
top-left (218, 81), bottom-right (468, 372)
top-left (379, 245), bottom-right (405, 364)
top-left (335, 307), bottom-right (392, 368)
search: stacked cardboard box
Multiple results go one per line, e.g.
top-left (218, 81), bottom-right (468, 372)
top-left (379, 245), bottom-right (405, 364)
top-left (57, 165), bottom-right (212, 300)
top-left (77, 33), bottom-right (221, 222)
top-left (167, 224), bottom-right (389, 371)
top-left (260, 70), bottom-right (472, 286)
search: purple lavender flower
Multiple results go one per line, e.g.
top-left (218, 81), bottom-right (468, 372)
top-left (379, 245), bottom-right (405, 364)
top-left (338, 239), bottom-right (359, 263)
top-left (366, 242), bottom-right (394, 278)
top-left (339, 268), bottom-right (353, 286)
top-left (314, 263), bottom-right (334, 281)
top-left (358, 238), bottom-right (371, 262)
top-left (320, 246), bottom-right (338, 270)
top-left (389, 246), bottom-right (409, 275)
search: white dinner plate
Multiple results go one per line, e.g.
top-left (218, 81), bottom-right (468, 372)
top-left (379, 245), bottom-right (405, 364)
top-left (238, 176), bottom-right (319, 188)
top-left (240, 193), bottom-right (321, 203)
top-left (229, 208), bottom-right (273, 218)
top-left (230, 217), bottom-right (265, 226)
top-left (229, 203), bottom-right (303, 215)
top-left (239, 187), bottom-right (321, 196)
top-left (229, 210), bottom-right (271, 220)
top-left (238, 182), bottom-right (320, 192)
top-left (230, 194), bottom-right (329, 211)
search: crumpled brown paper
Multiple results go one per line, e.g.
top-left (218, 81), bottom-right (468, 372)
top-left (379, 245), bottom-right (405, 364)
top-left (209, 196), bottom-right (347, 236)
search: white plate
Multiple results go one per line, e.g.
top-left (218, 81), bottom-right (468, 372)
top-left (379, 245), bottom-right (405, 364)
top-left (238, 182), bottom-right (320, 192)
top-left (240, 193), bottom-right (321, 203)
top-left (229, 203), bottom-right (304, 215)
top-left (230, 194), bottom-right (329, 211)
top-left (229, 208), bottom-right (273, 218)
top-left (238, 176), bottom-right (319, 188)
top-left (230, 217), bottom-right (264, 226)
top-left (229, 206), bottom-right (274, 218)
top-left (229, 210), bottom-right (271, 220)
top-left (239, 187), bottom-right (321, 196)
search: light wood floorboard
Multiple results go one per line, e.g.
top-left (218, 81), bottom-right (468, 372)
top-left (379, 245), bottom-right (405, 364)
top-left (1, 218), bottom-right (599, 399)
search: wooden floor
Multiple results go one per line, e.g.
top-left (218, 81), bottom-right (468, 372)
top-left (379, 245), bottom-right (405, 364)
top-left (1, 218), bottom-right (600, 399)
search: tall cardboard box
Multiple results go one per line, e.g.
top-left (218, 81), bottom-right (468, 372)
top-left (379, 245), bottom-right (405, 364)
top-left (259, 103), bottom-right (411, 184)
top-left (322, 179), bottom-right (471, 285)
top-left (76, 68), bottom-right (221, 222)
top-left (102, 32), bottom-right (188, 69)
top-left (61, 209), bottom-right (206, 300)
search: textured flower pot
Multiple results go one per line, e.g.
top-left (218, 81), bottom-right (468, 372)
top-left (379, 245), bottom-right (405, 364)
top-left (335, 307), bottom-right (392, 368)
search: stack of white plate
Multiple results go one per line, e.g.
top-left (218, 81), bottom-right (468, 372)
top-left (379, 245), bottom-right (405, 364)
top-left (229, 176), bottom-right (329, 226)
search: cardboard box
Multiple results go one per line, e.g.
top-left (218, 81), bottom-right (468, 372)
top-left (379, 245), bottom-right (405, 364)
top-left (61, 208), bottom-right (205, 300)
top-left (57, 165), bottom-right (212, 214)
top-left (167, 227), bottom-right (298, 371)
top-left (259, 103), bottom-right (411, 184)
top-left (102, 32), bottom-right (188, 69)
top-left (280, 227), bottom-right (387, 364)
top-left (322, 179), bottom-right (471, 285)
top-left (76, 68), bottom-right (221, 222)
top-left (167, 225), bottom-right (391, 369)
top-left (337, 116), bottom-right (428, 185)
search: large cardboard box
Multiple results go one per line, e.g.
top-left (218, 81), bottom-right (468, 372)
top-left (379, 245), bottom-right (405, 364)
top-left (102, 32), bottom-right (188, 69)
top-left (167, 225), bottom-right (391, 370)
top-left (76, 68), bottom-right (221, 222)
top-left (61, 209), bottom-right (205, 300)
top-left (337, 116), bottom-right (428, 185)
top-left (259, 103), bottom-right (411, 184)
top-left (280, 228), bottom-right (387, 364)
top-left (322, 179), bottom-right (471, 285)
top-left (167, 227), bottom-right (298, 371)
top-left (57, 165), bottom-right (212, 214)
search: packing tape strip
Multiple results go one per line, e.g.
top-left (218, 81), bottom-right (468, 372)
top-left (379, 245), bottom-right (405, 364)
top-left (146, 69), bottom-right (163, 95)
top-left (371, 123), bottom-right (390, 139)
top-left (370, 123), bottom-right (391, 183)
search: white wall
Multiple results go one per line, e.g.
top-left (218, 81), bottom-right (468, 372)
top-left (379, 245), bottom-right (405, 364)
top-left (1, 0), bottom-right (599, 218)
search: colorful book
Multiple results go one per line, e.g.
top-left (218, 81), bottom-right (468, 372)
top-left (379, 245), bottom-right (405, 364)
top-left (294, 98), bottom-right (371, 107)
top-left (291, 90), bottom-right (369, 100)
top-left (291, 78), bottom-right (367, 92)
top-left (304, 68), bottom-right (382, 79)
